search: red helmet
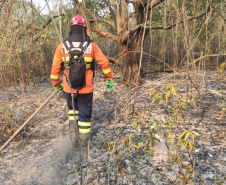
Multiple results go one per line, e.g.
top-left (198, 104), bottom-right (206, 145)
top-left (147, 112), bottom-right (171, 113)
top-left (70, 15), bottom-right (87, 28)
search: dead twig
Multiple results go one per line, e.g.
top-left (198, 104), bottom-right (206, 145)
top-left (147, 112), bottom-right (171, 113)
top-left (210, 1), bottom-right (226, 21)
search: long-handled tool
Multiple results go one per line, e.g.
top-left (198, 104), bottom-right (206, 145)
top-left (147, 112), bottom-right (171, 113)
top-left (44, 1), bottom-right (83, 184)
top-left (0, 88), bottom-right (60, 153)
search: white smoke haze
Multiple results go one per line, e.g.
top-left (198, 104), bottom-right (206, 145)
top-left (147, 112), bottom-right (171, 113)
top-left (0, 135), bottom-right (81, 185)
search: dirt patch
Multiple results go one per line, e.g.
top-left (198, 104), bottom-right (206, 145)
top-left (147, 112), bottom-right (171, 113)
top-left (0, 70), bottom-right (225, 184)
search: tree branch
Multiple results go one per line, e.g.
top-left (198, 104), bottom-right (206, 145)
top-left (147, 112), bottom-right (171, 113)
top-left (148, 0), bottom-right (165, 10)
top-left (103, 0), bottom-right (116, 24)
top-left (33, 14), bottom-right (66, 42)
top-left (210, 1), bottom-right (226, 21)
top-left (0, 0), bottom-right (6, 14)
top-left (120, 0), bottom-right (128, 22)
top-left (90, 27), bottom-right (119, 42)
top-left (109, 0), bottom-right (118, 15)
top-left (120, 3), bottom-right (211, 43)
top-left (89, 18), bottom-right (116, 30)
top-left (42, 14), bottom-right (66, 30)
top-left (109, 0), bottom-right (120, 27)
top-left (85, 8), bottom-right (98, 28)
top-left (120, 24), bottom-right (142, 43)
top-left (12, 14), bottom-right (66, 41)
top-left (191, 53), bottom-right (226, 65)
top-left (107, 56), bottom-right (120, 65)
top-left (150, 4), bottom-right (210, 30)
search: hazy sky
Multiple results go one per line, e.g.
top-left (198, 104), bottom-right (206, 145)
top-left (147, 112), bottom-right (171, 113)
top-left (33, 0), bottom-right (54, 14)
top-left (35, 0), bottom-right (75, 14)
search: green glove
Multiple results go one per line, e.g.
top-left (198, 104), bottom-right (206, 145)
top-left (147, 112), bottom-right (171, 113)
top-left (105, 80), bottom-right (114, 94)
top-left (54, 83), bottom-right (63, 93)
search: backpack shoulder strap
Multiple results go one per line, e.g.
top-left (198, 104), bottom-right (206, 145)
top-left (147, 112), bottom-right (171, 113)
top-left (63, 40), bottom-right (74, 53)
top-left (63, 40), bottom-right (91, 56)
top-left (82, 41), bottom-right (91, 56)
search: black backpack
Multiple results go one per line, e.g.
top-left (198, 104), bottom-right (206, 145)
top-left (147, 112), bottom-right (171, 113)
top-left (63, 41), bottom-right (90, 91)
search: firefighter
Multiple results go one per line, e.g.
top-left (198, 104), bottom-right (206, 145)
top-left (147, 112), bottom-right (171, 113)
top-left (50, 15), bottom-right (114, 147)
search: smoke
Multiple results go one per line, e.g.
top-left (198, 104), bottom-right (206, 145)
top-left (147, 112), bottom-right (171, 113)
top-left (56, 135), bottom-right (74, 163)
top-left (40, 167), bottom-right (66, 185)
top-left (1, 134), bottom-right (80, 185)
top-left (38, 135), bottom-right (76, 185)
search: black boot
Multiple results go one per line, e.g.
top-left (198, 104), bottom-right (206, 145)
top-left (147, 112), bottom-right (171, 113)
top-left (79, 133), bottom-right (90, 147)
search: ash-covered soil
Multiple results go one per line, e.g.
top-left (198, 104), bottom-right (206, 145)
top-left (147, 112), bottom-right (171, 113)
top-left (0, 69), bottom-right (225, 185)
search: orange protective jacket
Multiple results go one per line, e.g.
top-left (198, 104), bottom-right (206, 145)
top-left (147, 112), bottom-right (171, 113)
top-left (50, 41), bottom-right (113, 93)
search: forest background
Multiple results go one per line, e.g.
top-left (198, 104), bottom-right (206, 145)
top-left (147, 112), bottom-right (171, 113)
top-left (0, 0), bottom-right (225, 89)
top-left (0, 0), bottom-right (225, 184)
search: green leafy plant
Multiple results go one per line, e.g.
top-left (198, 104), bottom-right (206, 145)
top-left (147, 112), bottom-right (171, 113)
top-left (178, 130), bottom-right (200, 152)
top-left (214, 177), bottom-right (226, 185)
top-left (121, 118), bottom-right (161, 155)
top-left (216, 62), bottom-right (225, 75)
top-left (150, 84), bottom-right (200, 184)
top-left (217, 107), bottom-right (226, 120)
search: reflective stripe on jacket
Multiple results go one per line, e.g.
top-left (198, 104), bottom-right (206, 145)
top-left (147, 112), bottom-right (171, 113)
top-left (50, 41), bottom-right (113, 93)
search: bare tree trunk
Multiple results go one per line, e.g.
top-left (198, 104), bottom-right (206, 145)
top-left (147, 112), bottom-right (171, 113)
top-left (119, 44), bottom-right (131, 83)
top-left (131, 30), bottom-right (143, 85)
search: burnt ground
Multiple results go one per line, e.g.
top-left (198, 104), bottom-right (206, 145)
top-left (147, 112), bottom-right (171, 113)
top-left (0, 68), bottom-right (225, 185)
